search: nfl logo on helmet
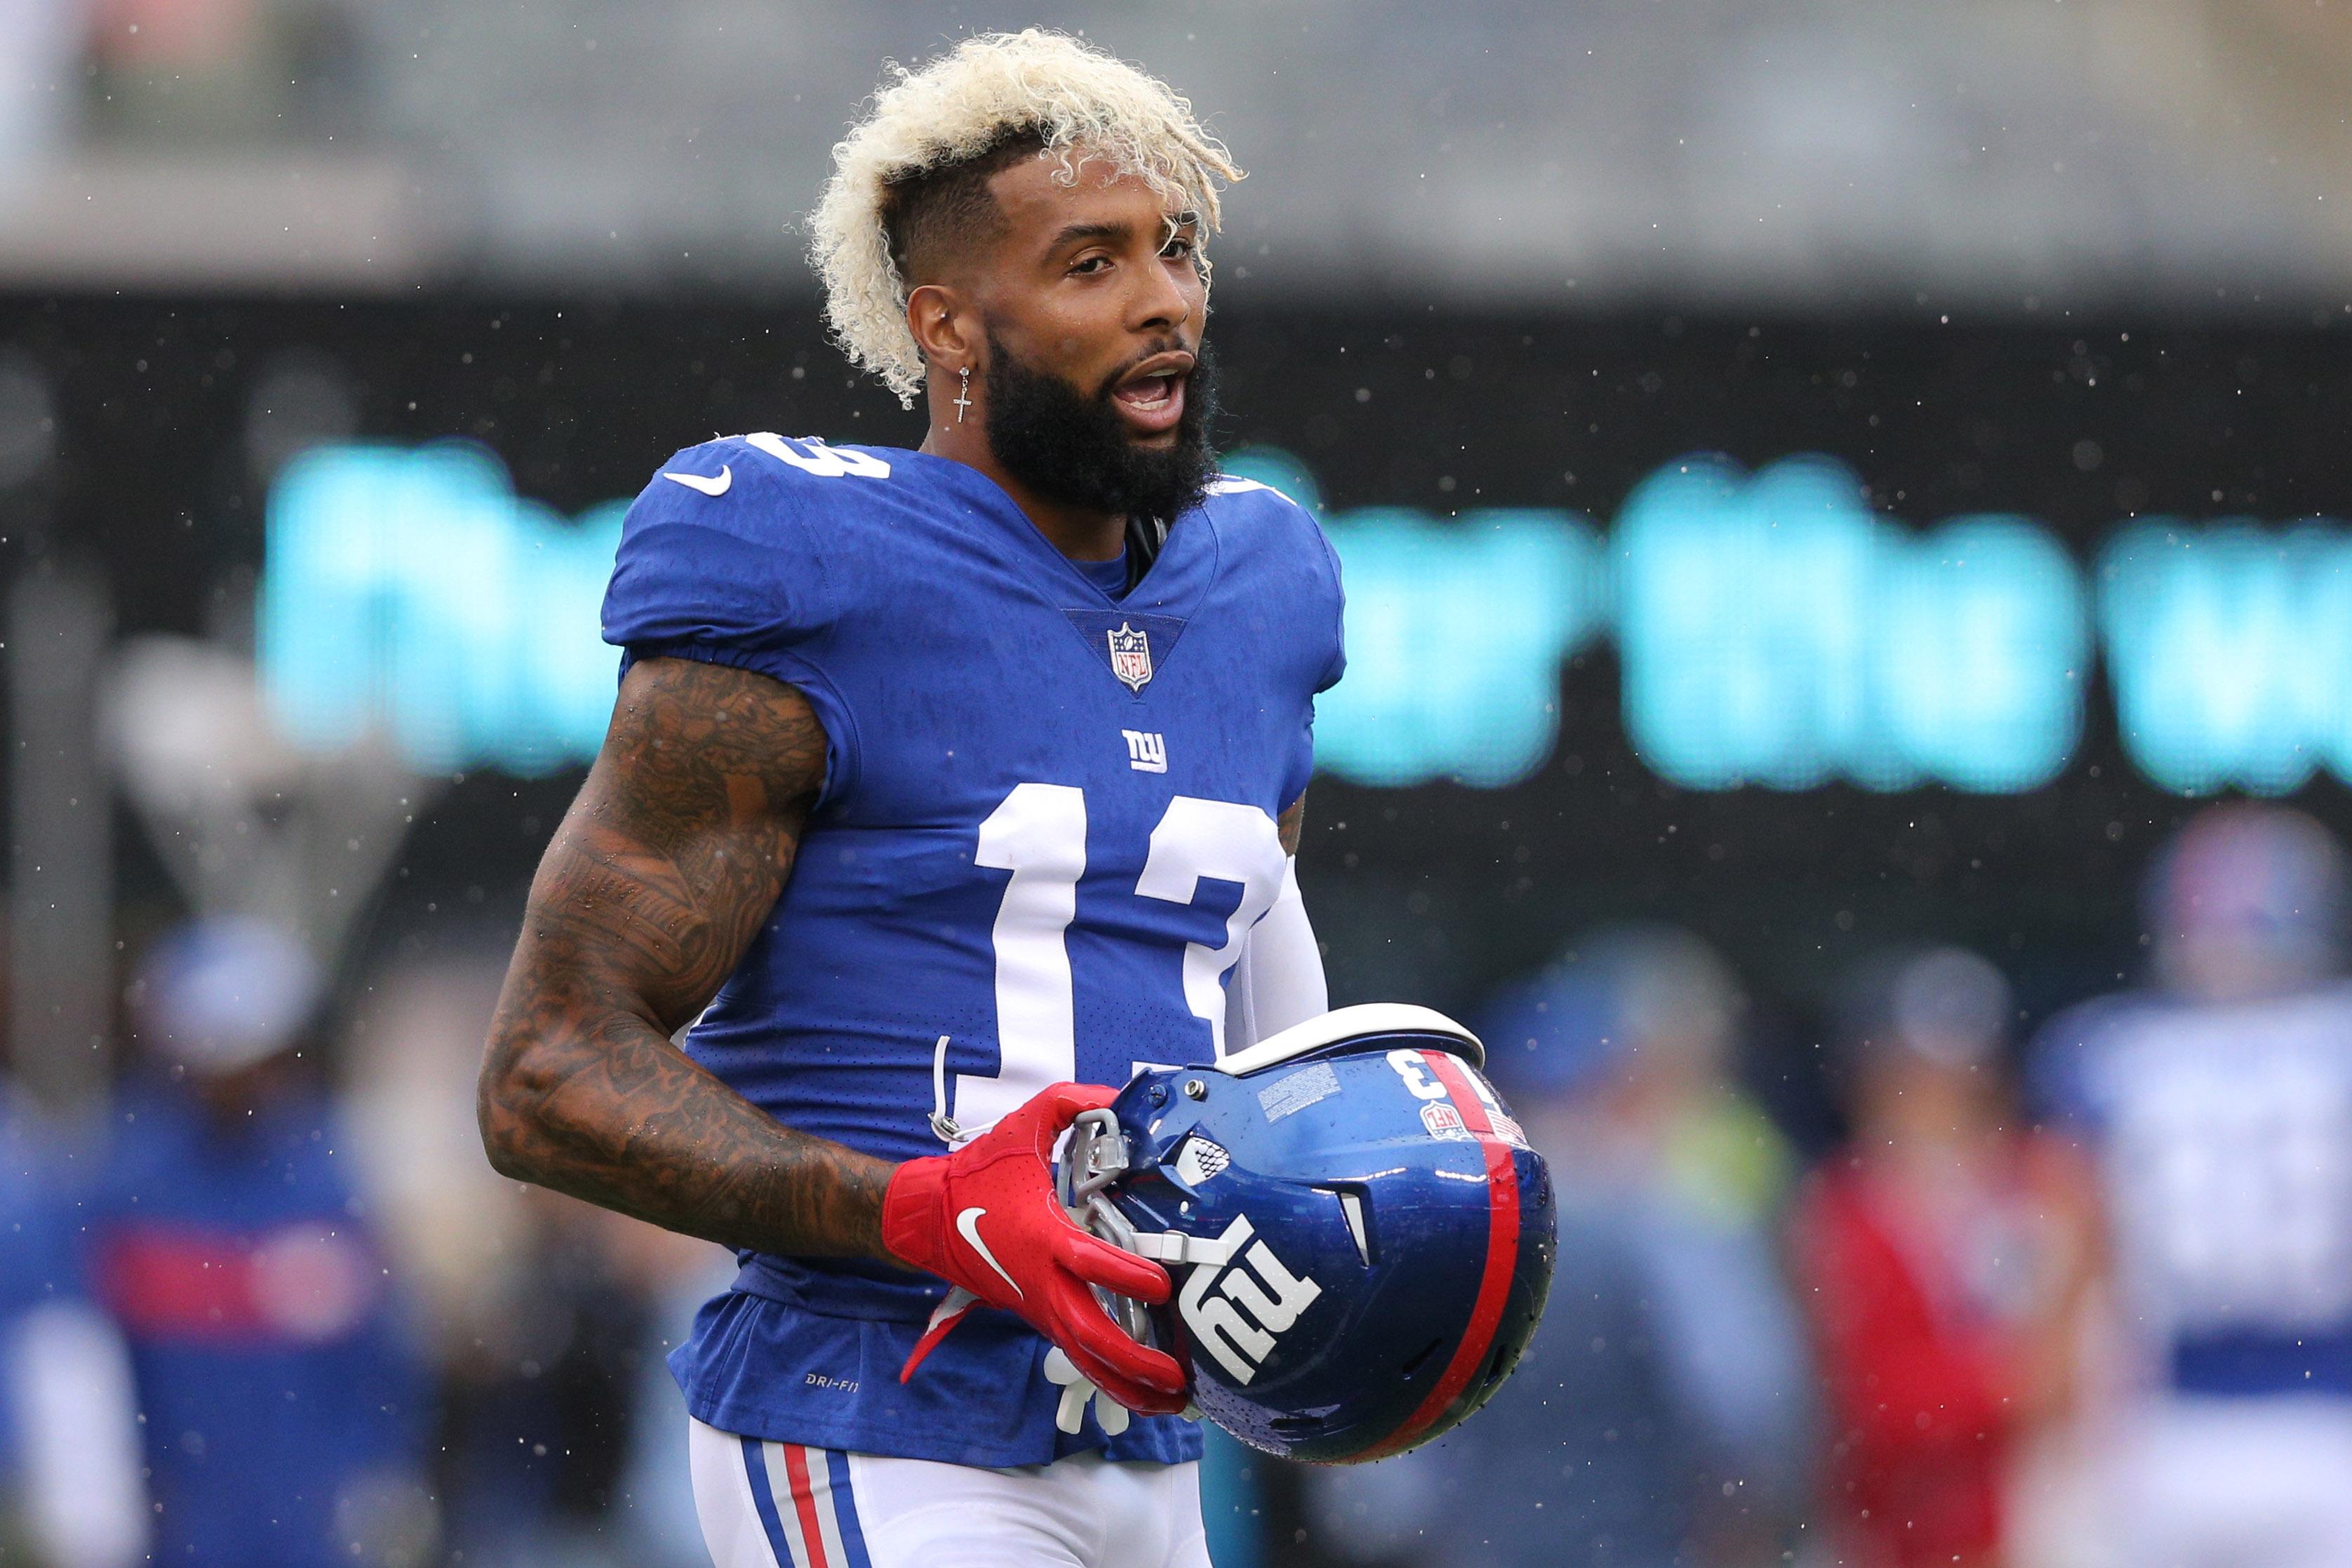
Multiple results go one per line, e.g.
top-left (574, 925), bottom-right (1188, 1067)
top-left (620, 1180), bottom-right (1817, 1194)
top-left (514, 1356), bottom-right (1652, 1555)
top-left (1108, 623), bottom-right (1153, 692)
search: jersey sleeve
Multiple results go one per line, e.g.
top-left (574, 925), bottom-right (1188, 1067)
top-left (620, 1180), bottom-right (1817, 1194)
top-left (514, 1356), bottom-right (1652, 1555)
top-left (1205, 478), bottom-right (1349, 812)
top-left (601, 437), bottom-right (861, 802)
top-left (1289, 494), bottom-right (1346, 808)
top-left (1311, 521), bottom-right (1347, 697)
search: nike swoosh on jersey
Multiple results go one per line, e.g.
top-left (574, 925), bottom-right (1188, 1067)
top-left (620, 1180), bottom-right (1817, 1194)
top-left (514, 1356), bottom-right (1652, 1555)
top-left (955, 1207), bottom-right (1024, 1299)
top-left (660, 464), bottom-right (731, 496)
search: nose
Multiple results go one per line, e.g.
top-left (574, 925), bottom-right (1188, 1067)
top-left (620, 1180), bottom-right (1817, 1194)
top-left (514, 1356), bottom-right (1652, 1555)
top-left (1129, 248), bottom-right (1195, 338)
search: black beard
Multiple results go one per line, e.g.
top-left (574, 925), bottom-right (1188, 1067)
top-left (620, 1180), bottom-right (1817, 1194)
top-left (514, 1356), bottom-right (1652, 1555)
top-left (982, 333), bottom-right (1218, 533)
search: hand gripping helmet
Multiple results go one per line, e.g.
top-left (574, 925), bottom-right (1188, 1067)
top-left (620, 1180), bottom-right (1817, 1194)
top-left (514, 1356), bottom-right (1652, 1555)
top-left (1061, 1004), bottom-right (1555, 1463)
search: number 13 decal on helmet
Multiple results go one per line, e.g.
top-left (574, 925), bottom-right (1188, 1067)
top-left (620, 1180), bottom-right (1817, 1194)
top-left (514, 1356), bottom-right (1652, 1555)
top-left (1390, 1047), bottom-right (1532, 1148)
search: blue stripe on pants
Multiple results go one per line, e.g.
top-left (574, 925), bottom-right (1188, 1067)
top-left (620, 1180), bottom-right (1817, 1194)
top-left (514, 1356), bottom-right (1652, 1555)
top-left (740, 1437), bottom-right (795, 1567)
top-left (823, 1449), bottom-right (874, 1568)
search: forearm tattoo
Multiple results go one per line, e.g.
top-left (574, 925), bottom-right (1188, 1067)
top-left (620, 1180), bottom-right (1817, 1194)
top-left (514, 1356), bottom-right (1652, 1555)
top-left (479, 655), bottom-right (896, 1261)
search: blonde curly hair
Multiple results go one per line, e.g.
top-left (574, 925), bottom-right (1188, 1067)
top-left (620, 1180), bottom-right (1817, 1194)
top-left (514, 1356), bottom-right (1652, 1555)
top-left (809, 29), bottom-right (1243, 407)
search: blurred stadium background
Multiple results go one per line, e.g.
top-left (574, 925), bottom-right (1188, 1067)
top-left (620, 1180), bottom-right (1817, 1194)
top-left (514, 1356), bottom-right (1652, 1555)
top-left (7, 1), bottom-right (2352, 1565)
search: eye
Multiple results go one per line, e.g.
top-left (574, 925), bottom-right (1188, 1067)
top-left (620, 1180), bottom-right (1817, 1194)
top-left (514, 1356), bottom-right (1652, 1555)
top-left (1070, 254), bottom-right (1112, 276)
top-left (1161, 236), bottom-right (1196, 260)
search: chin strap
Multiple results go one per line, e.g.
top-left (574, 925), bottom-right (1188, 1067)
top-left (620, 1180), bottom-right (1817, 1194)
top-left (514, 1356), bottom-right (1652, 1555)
top-left (926, 1033), bottom-right (966, 1146)
top-left (1123, 513), bottom-right (1168, 593)
top-left (1122, 1229), bottom-right (1244, 1268)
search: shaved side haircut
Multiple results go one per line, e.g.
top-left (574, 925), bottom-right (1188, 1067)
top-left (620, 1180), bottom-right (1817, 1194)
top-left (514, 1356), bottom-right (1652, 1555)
top-left (880, 128), bottom-right (1047, 288)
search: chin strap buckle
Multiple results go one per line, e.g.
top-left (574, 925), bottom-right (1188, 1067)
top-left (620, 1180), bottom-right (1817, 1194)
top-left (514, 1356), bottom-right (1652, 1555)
top-left (1043, 1348), bottom-right (1131, 1436)
top-left (1123, 1229), bottom-right (1242, 1270)
top-left (927, 1034), bottom-right (969, 1147)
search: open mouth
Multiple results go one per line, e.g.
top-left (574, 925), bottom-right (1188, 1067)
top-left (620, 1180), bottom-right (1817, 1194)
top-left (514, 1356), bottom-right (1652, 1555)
top-left (1111, 354), bottom-right (1193, 436)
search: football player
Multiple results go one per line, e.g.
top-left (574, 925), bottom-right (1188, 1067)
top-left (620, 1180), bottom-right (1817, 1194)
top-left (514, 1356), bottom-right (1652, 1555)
top-left (2033, 804), bottom-right (2352, 1568)
top-left (478, 30), bottom-right (1340, 1568)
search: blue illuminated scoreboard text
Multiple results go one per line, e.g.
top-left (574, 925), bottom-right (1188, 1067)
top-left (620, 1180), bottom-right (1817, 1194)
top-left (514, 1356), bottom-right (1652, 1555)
top-left (255, 439), bottom-right (2352, 796)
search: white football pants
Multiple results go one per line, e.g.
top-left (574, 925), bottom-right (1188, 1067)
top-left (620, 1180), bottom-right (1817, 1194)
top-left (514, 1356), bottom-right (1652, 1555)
top-left (688, 1417), bottom-right (1213, 1568)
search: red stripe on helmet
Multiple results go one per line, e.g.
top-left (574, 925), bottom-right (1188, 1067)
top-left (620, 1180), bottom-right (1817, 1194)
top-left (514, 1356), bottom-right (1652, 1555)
top-left (1360, 1048), bottom-right (1522, 1460)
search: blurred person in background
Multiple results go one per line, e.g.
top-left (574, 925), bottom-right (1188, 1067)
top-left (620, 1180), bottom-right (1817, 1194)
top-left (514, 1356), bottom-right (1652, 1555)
top-left (86, 917), bottom-right (432, 1568)
top-left (0, 1075), bottom-right (146, 1568)
top-left (604, 1213), bottom-right (743, 1568)
top-left (347, 955), bottom-right (731, 1568)
top-left (1791, 948), bottom-right (2099, 1568)
top-left (342, 957), bottom-right (696, 1567)
top-left (1309, 924), bottom-right (1812, 1568)
top-left (430, 1187), bottom-right (710, 1568)
top-left (2033, 804), bottom-right (2352, 1568)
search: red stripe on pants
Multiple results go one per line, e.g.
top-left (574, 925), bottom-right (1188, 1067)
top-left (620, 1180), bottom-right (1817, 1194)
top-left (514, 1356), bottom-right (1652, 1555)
top-left (780, 1444), bottom-right (832, 1568)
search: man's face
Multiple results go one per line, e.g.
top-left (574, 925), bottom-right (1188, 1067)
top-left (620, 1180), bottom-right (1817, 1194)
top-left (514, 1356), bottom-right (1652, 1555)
top-left (970, 154), bottom-right (1216, 523)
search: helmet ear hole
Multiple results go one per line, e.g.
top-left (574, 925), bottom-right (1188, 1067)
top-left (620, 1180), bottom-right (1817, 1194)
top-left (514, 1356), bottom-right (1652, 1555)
top-left (1316, 1185), bottom-right (1374, 1266)
top-left (1171, 1135), bottom-right (1230, 1186)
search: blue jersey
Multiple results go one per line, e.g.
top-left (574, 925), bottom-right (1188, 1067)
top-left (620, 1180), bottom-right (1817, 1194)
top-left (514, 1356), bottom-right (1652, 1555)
top-left (2034, 982), bottom-right (2352, 1398)
top-left (601, 434), bottom-right (1346, 1466)
top-left (0, 1091), bottom-right (81, 1487)
top-left (84, 1087), bottom-right (427, 1568)
top-left (0, 1091), bottom-right (76, 1319)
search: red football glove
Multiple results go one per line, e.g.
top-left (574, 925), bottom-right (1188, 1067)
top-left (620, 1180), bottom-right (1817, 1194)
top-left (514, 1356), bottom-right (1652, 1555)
top-left (882, 1082), bottom-right (1186, 1416)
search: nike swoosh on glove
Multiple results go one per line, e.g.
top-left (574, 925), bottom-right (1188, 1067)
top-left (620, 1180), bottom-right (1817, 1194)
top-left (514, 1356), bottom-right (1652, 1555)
top-left (882, 1082), bottom-right (1186, 1416)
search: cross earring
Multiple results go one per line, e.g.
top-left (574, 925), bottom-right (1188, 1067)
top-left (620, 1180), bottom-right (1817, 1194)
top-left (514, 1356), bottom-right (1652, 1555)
top-left (955, 365), bottom-right (972, 424)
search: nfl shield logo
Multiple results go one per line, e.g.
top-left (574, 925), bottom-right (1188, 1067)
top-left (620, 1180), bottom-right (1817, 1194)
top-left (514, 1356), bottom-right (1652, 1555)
top-left (1421, 1101), bottom-right (1470, 1141)
top-left (1108, 623), bottom-right (1153, 692)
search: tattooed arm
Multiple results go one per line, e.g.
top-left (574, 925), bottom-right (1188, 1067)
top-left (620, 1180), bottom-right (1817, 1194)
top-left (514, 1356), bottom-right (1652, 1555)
top-left (479, 655), bottom-right (895, 1261)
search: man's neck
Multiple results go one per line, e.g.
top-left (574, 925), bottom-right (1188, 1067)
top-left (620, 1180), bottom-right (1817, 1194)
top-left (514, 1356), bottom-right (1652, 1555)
top-left (920, 408), bottom-right (1126, 563)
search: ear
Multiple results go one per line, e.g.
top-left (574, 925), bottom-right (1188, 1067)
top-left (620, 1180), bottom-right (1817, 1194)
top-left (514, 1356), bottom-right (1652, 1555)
top-left (905, 283), bottom-right (976, 376)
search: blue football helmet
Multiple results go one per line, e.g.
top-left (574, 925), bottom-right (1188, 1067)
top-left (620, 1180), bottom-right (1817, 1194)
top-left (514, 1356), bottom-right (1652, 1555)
top-left (1059, 1004), bottom-right (1555, 1463)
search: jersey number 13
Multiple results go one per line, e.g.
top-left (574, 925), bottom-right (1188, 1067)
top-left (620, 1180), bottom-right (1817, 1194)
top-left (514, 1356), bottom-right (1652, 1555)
top-left (953, 782), bottom-right (1284, 1133)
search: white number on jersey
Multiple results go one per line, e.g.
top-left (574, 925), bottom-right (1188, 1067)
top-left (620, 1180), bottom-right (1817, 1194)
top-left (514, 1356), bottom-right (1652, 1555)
top-left (743, 432), bottom-right (893, 479)
top-left (955, 784), bottom-right (1285, 1134)
top-left (2105, 1010), bottom-right (2352, 1334)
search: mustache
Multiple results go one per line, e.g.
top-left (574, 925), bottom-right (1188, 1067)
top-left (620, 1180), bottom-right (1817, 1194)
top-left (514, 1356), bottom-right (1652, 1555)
top-left (1094, 340), bottom-right (1195, 400)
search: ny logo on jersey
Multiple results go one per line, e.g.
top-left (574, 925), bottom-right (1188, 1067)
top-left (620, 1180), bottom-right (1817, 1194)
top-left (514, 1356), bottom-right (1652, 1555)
top-left (1123, 729), bottom-right (1168, 773)
top-left (1178, 1215), bottom-right (1322, 1386)
top-left (1108, 623), bottom-right (1153, 691)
